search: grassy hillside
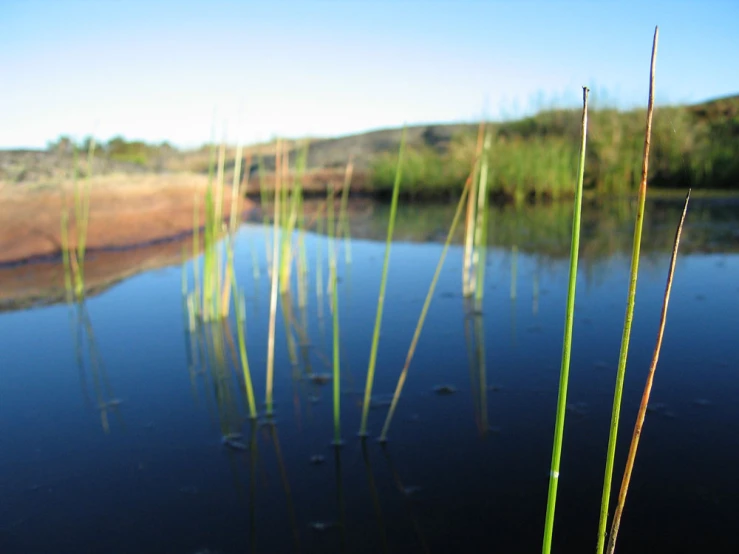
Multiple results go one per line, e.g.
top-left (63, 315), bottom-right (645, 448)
top-left (3, 94), bottom-right (737, 200)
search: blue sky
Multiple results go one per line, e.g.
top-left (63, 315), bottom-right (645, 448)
top-left (1, 0), bottom-right (737, 149)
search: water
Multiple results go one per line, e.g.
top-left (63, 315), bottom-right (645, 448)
top-left (1, 199), bottom-right (738, 554)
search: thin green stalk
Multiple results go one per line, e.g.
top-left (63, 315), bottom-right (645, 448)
top-left (192, 192), bottom-right (201, 319)
top-left (220, 143), bottom-right (244, 317)
top-left (74, 138), bottom-right (96, 299)
top-left (213, 137), bottom-right (227, 318)
top-left (233, 276), bottom-right (256, 419)
top-left (280, 142), bottom-right (306, 294)
top-left (379, 172), bottom-right (473, 442)
top-left (316, 204), bottom-right (325, 331)
top-left (327, 182), bottom-right (337, 309)
top-left (541, 86), bottom-right (589, 554)
top-left (257, 154), bottom-right (273, 276)
top-left (358, 128), bottom-right (406, 437)
top-left (596, 27), bottom-right (659, 554)
top-left (332, 247), bottom-right (341, 445)
top-left (60, 210), bottom-right (73, 304)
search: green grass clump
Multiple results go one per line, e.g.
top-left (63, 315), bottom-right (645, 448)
top-left (368, 95), bottom-right (739, 199)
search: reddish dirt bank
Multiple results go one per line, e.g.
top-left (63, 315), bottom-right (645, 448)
top-left (0, 174), bottom-right (256, 265)
top-left (0, 234), bottom-right (200, 311)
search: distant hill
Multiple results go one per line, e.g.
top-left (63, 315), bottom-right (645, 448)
top-left (2, 94), bottom-right (737, 198)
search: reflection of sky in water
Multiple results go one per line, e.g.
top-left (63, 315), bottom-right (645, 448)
top-left (0, 213), bottom-right (737, 553)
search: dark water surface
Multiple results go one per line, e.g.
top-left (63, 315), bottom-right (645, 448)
top-left (1, 199), bottom-right (738, 554)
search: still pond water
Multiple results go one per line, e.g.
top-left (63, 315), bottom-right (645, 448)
top-left (1, 199), bottom-right (738, 554)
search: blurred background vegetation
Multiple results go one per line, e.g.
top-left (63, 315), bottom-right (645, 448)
top-left (30, 94), bottom-right (739, 199)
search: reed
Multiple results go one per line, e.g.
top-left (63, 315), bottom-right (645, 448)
top-left (73, 138), bottom-right (96, 299)
top-left (257, 154), bottom-right (274, 278)
top-left (315, 207), bottom-right (325, 326)
top-left (327, 181), bottom-right (337, 309)
top-left (325, 182), bottom-right (343, 444)
top-left (60, 210), bottom-right (73, 304)
top-left (279, 142), bottom-right (308, 295)
top-left (473, 130), bottom-right (492, 311)
top-left (265, 141), bottom-right (283, 417)
top-left (541, 86), bottom-right (589, 554)
top-left (596, 27), bottom-right (659, 554)
top-left (232, 259), bottom-right (257, 420)
top-left (60, 139), bottom-right (96, 303)
top-left (339, 158), bottom-right (355, 265)
top-left (607, 189), bottom-right (689, 554)
top-left (379, 166), bottom-right (474, 442)
top-left (187, 128), bottom-right (248, 326)
top-left (358, 128), bottom-right (406, 437)
top-left (462, 122), bottom-right (486, 297)
top-left (296, 155), bottom-right (309, 309)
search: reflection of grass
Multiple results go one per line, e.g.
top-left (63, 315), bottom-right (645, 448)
top-left (331, 196), bottom-right (734, 266)
top-left (69, 299), bottom-right (120, 433)
top-left (465, 313), bottom-right (488, 436)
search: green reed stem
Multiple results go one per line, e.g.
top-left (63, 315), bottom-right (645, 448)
top-left (192, 192), bottom-right (201, 319)
top-left (379, 170), bottom-right (473, 442)
top-left (74, 138), bottom-right (96, 299)
top-left (359, 128), bottom-right (406, 437)
top-left (327, 182), bottom-right (336, 309)
top-left (61, 210), bottom-right (73, 304)
top-left (233, 277), bottom-right (257, 419)
top-left (332, 246), bottom-right (341, 445)
top-left (596, 27), bottom-right (659, 554)
top-left (541, 86), bottom-right (589, 554)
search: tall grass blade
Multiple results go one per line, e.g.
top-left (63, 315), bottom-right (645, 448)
top-left (541, 86), bottom-right (589, 554)
top-left (596, 27), bottom-right (659, 554)
top-left (379, 171), bottom-right (474, 442)
top-left (473, 130), bottom-right (492, 311)
top-left (232, 256), bottom-right (257, 419)
top-left (462, 122), bottom-right (485, 297)
top-left (339, 158), bottom-right (354, 264)
top-left (265, 142), bottom-right (283, 417)
top-left (327, 182), bottom-right (337, 308)
top-left (606, 189), bottom-right (689, 554)
top-left (358, 128), bottom-right (406, 437)
top-left (332, 225), bottom-right (341, 445)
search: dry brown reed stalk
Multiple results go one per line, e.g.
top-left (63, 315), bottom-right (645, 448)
top-left (379, 162), bottom-right (477, 441)
top-left (606, 188), bottom-right (691, 554)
